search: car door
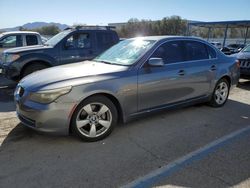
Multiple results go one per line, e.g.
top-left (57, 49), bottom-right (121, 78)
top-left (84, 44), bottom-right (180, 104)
top-left (182, 40), bottom-right (217, 98)
top-left (60, 32), bottom-right (94, 65)
top-left (137, 40), bottom-right (216, 111)
top-left (138, 40), bottom-right (192, 111)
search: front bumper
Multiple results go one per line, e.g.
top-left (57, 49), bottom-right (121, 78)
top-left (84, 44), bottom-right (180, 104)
top-left (1, 62), bottom-right (20, 79)
top-left (239, 59), bottom-right (250, 78)
top-left (240, 68), bottom-right (250, 77)
top-left (15, 88), bottom-right (76, 134)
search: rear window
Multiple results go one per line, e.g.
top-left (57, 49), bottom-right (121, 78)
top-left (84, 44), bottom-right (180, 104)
top-left (207, 45), bottom-right (217, 59)
top-left (184, 41), bottom-right (208, 61)
top-left (96, 32), bottom-right (114, 49)
top-left (26, 35), bottom-right (38, 46)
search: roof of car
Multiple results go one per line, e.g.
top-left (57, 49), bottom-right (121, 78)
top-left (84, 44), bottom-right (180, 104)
top-left (128, 35), bottom-right (204, 41)
top-left (1, 31), bottom-right (39, 35)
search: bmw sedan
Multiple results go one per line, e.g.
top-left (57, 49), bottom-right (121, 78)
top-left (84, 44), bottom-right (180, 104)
top-left (15, 36), bottom-right (240, 141)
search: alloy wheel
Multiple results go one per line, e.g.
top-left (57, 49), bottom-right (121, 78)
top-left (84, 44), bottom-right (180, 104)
top-left (214, 81), bottom-right (229, 105)
top-left (76, 103), bottom-right (112, 138)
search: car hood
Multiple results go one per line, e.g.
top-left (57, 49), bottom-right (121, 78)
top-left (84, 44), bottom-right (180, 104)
top-left (3, 45), bottom-right (52, 54)
top-left (231, 52), bottom-right (250, 59)
top-left (20, 61), bottom-right (129, 91)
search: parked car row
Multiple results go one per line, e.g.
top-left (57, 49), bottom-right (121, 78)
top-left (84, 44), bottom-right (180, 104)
top-left (210, 41), bottom-right (246, 55)
top-left (0, 26), bottom-right (241, 141)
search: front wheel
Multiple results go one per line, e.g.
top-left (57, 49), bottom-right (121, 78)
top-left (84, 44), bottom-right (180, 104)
top-left (209, 78), bottom-right (230, 107)
top-left (71, 96), bottom-right (118, 142)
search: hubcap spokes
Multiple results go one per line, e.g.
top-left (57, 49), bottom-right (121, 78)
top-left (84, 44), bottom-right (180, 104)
top-left (215, 82), bottom-right (228, 104)
top-left (76, 103), bottom-right (112, 138)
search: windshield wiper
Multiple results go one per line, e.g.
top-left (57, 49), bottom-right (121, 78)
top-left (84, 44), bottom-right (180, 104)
top-left (93, 60), bottom-right (113, 64)
top-left (93, 59), bottom-right (129, 66)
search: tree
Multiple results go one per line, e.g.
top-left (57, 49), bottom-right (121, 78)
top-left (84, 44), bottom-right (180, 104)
top-left (34, 25), bottom-right (60, 36)
top-left (116, 16), bottom-right (188, 38)
top-left (19, 26), bottom-right (25, 31)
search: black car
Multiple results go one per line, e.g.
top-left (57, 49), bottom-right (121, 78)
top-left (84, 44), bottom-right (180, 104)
top-left (221, 43), bottom-right (246, 55)
top-left (0, 26), bottom-right (119, 81)
top-left (232, 44), bottom-right (250, 78)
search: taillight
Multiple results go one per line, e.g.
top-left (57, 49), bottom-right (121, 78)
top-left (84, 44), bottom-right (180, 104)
top-left (235, 60), bottom-right (240, 68)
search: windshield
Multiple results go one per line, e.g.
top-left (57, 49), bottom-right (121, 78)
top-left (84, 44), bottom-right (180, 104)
top-left (45, 30), bottom-right (71, 46)
top-left (242, 45), bottom-right (250, 52)
top-left (94, 38), bottom-right (156, 65)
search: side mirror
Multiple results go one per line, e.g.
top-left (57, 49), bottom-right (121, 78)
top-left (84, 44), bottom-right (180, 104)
top-left (148, 58), bottom-right (164, 67)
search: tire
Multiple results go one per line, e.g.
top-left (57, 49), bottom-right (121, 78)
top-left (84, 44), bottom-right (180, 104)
top-left (71, 95), bottom-right (118, 142)
top-left (209, 78), bottom-right (230, 107)
top-left (21, 63), bottom-right (48, 79)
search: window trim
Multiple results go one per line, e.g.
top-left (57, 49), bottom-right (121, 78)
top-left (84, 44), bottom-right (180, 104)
top-left (140, 38), bottom-right (218, 69)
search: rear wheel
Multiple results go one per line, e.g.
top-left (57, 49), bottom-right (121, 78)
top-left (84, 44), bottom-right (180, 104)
top-left (71, 96), bottom-right (118, 142)
top-left (209, 78), bottom-right (230, 107)
top-left (21, 63), bottom-right (49, 79)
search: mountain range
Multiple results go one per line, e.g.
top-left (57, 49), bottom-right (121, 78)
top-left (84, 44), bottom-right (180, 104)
top-left (0, 22), bottom-right (69, 32)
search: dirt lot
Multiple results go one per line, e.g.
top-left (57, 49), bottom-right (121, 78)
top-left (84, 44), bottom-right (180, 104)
top-left (0, 78), bottom-right (249, 188)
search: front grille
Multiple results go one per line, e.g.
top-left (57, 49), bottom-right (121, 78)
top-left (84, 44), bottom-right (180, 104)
top-left (239, 59), bottom-right (250, 68)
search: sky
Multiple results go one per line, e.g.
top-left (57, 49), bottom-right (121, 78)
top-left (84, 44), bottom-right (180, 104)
top-left (0, 0), bottom-right (250, 28)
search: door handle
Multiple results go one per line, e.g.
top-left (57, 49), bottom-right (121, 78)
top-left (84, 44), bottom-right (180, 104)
top-left (178, 70), bottom-right (185, 76)
top-left (210, 65), bottom-right (217, 71)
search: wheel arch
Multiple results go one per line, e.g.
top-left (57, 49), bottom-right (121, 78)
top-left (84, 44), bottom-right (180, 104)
top-left (69, 92), bottom-right (124, 133)
top-left (20, 60), bottom-right (52, 77)
top-left (219, 75), bottom-right (231, 88)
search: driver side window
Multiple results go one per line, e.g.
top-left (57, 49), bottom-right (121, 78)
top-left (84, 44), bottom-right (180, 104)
top-left (65, 33), bottom-right (90, 50)
top-left (151, 41), bottom-right (184, 64)
top-left (0, 35), bottom-right (22, 48)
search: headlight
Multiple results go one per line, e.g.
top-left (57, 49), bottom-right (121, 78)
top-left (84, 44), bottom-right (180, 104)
top-left (3, 54), bottom-right (20, 64)
top-left (29, 86), bottom-right (72, 104)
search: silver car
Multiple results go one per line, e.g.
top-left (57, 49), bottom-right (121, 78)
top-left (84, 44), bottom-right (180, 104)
top-left (15, 36), bottom-right (240, 141)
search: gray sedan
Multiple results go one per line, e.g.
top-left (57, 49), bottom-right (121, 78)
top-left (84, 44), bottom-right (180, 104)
top-left (15, 36), bottom-right (240, 141)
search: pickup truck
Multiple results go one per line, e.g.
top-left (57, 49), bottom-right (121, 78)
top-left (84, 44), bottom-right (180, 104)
top-left (0, 31), bottom-right (44, 53)
top-left (0, 26), bottom-right (119, 81)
